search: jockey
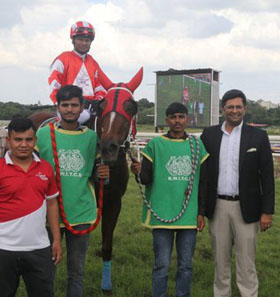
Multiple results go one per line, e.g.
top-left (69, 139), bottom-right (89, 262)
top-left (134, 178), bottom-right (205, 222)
top-left (48, 21), bottom-right (106, 124)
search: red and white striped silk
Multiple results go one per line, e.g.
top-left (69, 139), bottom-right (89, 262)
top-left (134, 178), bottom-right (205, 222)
top-left (48, 50), bottom-right (106, 103)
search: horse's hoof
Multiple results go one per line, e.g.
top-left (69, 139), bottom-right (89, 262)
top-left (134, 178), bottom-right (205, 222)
top-left (102, 289), bottom-right (115, 297)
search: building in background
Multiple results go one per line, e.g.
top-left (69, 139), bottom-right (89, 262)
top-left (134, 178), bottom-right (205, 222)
top-left (256, 99), bottom-right (280, 109)
top-left (154, 68), bottom-right (220, 130)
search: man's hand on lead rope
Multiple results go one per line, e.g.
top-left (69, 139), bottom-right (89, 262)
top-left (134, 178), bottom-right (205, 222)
top-left (130, 160), bottom-right (141, 175)
top-left (97, 164), bottom-right (110, 179)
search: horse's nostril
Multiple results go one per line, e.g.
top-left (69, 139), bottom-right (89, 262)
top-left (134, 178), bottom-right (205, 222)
top-left (102, 142), bottom-right (118, 155)
top-left (108, 143), bottom-right (118, 153)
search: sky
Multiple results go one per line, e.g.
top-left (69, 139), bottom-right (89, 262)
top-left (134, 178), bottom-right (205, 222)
top-left (1, 0), bottom-right (280, 104)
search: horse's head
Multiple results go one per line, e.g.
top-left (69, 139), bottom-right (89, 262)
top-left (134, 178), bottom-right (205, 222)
top-left (97, 67), bottom-right (143, 165)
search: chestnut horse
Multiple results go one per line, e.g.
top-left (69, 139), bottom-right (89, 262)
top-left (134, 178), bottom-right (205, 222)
top-left (28, 111), bottom-right (57, 130)
top-left (27, 67), bottom-right (143, 295)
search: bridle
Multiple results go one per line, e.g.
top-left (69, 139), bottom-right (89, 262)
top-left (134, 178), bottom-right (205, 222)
top-left (100, 84), bottom-right (136, 122)
top-left (108, 86), bottom-right (133, 96)
top-left (93, 114), bottom-right (135, 153)
top-left (96, 85), bottom-right (137, 154)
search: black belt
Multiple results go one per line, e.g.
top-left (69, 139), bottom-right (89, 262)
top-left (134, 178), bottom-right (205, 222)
top-left (217, 195), bottom-right (239, 201)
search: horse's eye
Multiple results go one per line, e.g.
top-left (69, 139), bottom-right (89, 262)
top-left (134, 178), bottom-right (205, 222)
top-left (124, 100), bottom-right (138, 116)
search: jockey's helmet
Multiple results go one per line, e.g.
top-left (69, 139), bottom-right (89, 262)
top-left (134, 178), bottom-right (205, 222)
top-left (70, 21), bottom-right (95, 40)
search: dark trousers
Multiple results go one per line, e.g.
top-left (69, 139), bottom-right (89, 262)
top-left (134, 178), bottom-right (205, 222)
top-left (0, 246), bottom-right (54, 297)
top-left (48, 224), bottom-right (90, 297)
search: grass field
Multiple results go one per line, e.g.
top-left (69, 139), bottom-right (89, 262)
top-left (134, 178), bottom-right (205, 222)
top-left (15, 178), bottom-right (280, 297)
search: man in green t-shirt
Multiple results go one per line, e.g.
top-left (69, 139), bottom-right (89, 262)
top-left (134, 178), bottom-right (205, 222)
top-left (131, 102), bottom-right (208, 297)
top-left (36, 85), bottom-right (109, 297)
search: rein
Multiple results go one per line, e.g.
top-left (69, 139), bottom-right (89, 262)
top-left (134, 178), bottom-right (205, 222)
top-left (49, 122), bottom-right (103, 235)
top-left (120, 116), bottom-right (135, 150)
top-left (107, 86), bottom-right (133, 96)
top-left (128, 135), bottom-right (200, 223)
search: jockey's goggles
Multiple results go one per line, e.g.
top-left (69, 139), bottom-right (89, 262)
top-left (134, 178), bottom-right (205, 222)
top-left (74, 27), bottom-right (94, 34)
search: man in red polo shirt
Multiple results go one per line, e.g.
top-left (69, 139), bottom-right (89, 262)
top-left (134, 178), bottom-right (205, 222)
top-left (0, 117), bottom-right (62, 297)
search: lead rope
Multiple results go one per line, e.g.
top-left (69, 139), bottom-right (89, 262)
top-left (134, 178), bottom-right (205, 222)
top-left (49, 122), bottom-right (103, 235)
top-left (128, 135), bottom-right (200, 223)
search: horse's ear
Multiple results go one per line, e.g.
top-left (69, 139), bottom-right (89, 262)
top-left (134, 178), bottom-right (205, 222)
top-left (126, 67), bottom-right (143, 93)
top-left (98, 67), bottom-right (113, 90)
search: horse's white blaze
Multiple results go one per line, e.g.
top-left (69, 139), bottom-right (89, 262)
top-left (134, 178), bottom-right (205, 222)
top-left (107, 112), bottom-right (116, 133)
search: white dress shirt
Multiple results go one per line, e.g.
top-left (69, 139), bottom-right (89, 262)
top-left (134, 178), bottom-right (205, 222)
top-left (217, 121), bottom-right (243, 196)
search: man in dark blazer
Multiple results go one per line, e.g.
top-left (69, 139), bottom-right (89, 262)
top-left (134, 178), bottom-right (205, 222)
top-left (201, 89), bottom-right (274, 297)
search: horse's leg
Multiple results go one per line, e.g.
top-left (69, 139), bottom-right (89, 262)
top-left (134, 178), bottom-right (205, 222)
top-left (100, 161), bottom-right (129, 293)
top-left (100, 190), bottom-right (122, 292)
top-left (102, 190), bottom-right (122, 261)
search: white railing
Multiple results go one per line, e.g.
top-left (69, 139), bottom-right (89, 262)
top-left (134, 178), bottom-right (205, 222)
top-left (135, 132), bottom-right (280, 156)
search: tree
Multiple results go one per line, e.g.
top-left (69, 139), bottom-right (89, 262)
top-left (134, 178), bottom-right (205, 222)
top-left (0, 102), bottom-right (55, 120)
top-left (137, 106), bottom-right (154, 124)
top-left (137, 98), bottom-right (154, 111)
